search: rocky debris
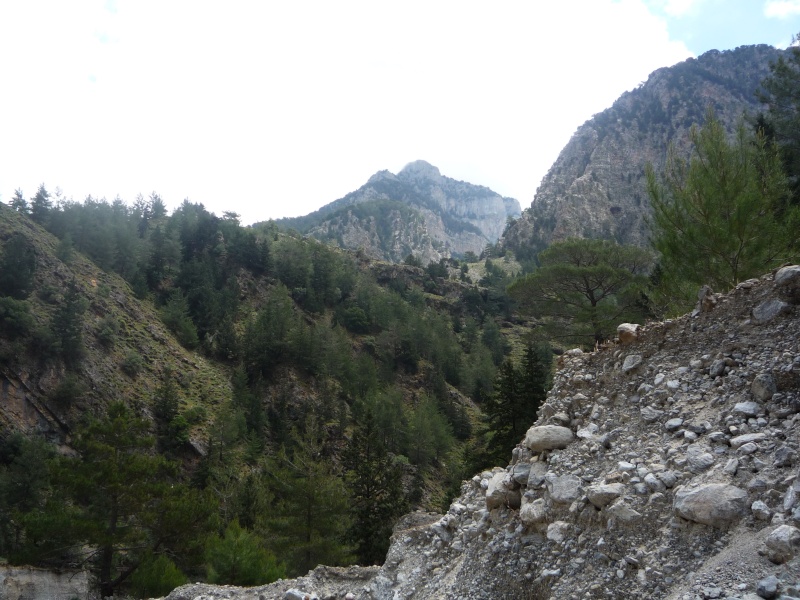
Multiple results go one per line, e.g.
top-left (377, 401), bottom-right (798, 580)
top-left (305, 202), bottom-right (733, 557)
top-left (163, 267), bottom-right (800, 599)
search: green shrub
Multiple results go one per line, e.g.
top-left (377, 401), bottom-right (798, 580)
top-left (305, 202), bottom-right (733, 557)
top-left (50, 374), bottom-right (87, 406)
top-left (206, 520), bottom-right (285, 586)
top-left (127, 553), bottom-right (188, 599)
top-left (121, 351), bottom-right (145, 377)
top-left (96, 316), bottom-right (120, 347)
top-left (0, 297), bottom-right (34, 339)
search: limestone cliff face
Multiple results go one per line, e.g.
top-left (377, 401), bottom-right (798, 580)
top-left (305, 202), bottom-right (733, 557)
top-left (277, 160), bottom-right (521, 263)
top-left (502, 44), bottom-right (784, 260)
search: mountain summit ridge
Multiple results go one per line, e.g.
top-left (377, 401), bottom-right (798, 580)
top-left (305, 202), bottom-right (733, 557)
top-left (275, 160), bottom-right (521, 263)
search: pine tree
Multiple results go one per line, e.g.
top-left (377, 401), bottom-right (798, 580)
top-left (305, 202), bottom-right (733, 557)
top-left (344, 408), bottom-right (407, 565)
top-left (29, 184), bottom-right (52, 225)
top-left (51, 279), bottom-right (88, 370)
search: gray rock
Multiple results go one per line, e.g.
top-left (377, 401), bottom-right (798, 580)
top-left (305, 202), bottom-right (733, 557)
top-left (673, 484), bottom-right (748, 528)
top-left (607, 498), bottom-right (642, 523)
top-left (752, 500), bottom-right (772, 521)
top-left (644, 472), bottom-right (666, 493)
top-left (775, 264), bottom-right (800, 304)
top-left (709, 359), bottom-right (727, 377)
top-left (527, 461), bottom-right (549, 488)
top-left (774, 445), bottom-right (797, 468)
top-left (765, 524), bottom-right (800, 564)
top-left (641, 406), bottom-right (665, 423)
top-left (733, 401), bottom-right (763, 417)
top-left (586, 483), bottom-right (626, 508)
top-left (486, 472), bottom-right (521, 510)
top-left (622, 354), bottom-right (643, 373)
top-left (730, 432), bottom-right (768, 449)
top-left (752, 374), bottom-right (777, 402)
top-left (753, 298), bottom-right (791, 323)
top-left (520, 498), bottom-right (548, 526)
top-left (756, 574), bottom-right (779, 599)
top-left (665, 417), bottom-right (684, 432)
top-left (524, 425), bottom-right (575, 452)
top-left (285, 590), bottom-right (318, 600)
top-left (687, 445), bottom-right (715, 472)
top-left (510, 462), bottom-right (531, 485)
top-left (546, 474), bottom-right (582, 504)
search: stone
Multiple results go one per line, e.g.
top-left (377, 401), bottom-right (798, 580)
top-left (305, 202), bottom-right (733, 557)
top-left (622, 354), bottom-right (643, 373)
top-left (751, 500), bottom-right (772, 521)
top-left (641, 406), bottom-right (665, 423)
top-left (756, 574), bottom-right (779, 599)
top-left (524, 425), bottom-right (575, 452)
top-left (617, 323), bottom-right (639, 344)
top-left (753, 298), bottom-right (791, 323)
top-left (486, 472), bottom-right (521, 510)
top-left (673, 484), bottom-right (748, 528)
top-left (546, 521), bottom-right (570, 543)
top-left (546, 474), bottom-right (582, 504)
top-left (520, 498), bottom-right (548, 526)
top-left (644, 473), bottom-right (666, 493)
top-left (730, 432), bottom-right (768, 449)
top-left (752, 374), bottom-right (777, 402)
top-left (665, 417), bottom-right (684, 432)
top-left (607, 499), bottom-right (642, 523)
top-left (765, 524), bottom-right (800, 564)
top-left (527, 461), bottom-right (549, 488)
top-left (733, 401), bottom-right (763, 417)
top-left (586, 483), bottom-right (625, 508)
top-left (709, 359), bottom-right (727, 378)
top-left (510, 462), bottom-right (531, 485)
top-left (687, 445), bottom-right (715, 472)
top-left (774, 445), bottom-right (797, 468)
top-left (775, 264), bottom-right (800, 304)
top-left (284, 590), bottom-right (318, 600)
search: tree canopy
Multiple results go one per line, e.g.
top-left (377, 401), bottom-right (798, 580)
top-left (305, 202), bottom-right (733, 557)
top-left (508, 238), bottom-right (654, 346)
top-left (646, 108), bottom-right (797, 312)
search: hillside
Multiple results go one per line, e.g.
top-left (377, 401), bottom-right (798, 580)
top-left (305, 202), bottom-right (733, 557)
top-left (166, 265), bottom-right (800, 599)
top-left (275, 160), bottom-right (521, 263)
top-left (0, 196), bottom-right (537, 596)
top-left (501, 44), bottom-right (783, 261)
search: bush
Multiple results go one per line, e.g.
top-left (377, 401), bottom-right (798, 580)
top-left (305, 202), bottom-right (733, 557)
top-left (96, 316), bottom-right (120, 347)
top-left (206, 520), bottom-right (285, 586)
top-left (121, 351), bottom-right (145, 377)
top-left (127, 553), bottom-right (188, 599)
top-left (0, 297), bottom-right (34, 339)
top-left (50, 374), bottom-right (87, 406)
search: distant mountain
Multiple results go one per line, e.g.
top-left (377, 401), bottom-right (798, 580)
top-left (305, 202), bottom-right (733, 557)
top-left (275, 160), bottom-right (521, 263)
top-left (501, 44), bottom-right (783, 261)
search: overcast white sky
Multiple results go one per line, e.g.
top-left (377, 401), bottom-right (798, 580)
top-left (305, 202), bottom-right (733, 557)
top-left (1, 1), bottom-right (799, 225)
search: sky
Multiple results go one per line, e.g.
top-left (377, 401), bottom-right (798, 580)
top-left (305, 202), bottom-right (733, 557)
top-left (1, 1), bottom-right (799, 225)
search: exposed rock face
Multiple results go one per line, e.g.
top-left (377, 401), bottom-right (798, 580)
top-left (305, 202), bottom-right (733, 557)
top-left (501, 45), bottom-right (783, 260)
top-left (0, 566), bottom-right (88, 600)
top-left (276, 160), bottom-right (521, 263)
top-left (164, 266), bottom-right (800, 598)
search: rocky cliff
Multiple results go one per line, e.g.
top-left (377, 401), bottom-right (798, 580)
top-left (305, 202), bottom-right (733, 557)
top-left (164, 265), bottom-right (800, 599)
top-left (501, 44), bottom-right (783, 261)
top-left (276, 160), bottom-right (521, 263)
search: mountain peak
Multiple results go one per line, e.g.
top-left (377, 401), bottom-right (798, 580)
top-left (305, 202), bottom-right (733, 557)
top-left (398, 160), bottom-right (442, 181)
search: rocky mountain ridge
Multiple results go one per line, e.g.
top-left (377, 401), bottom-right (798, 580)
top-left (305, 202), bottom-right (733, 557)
top-left (501, 44), bottom-right (784, 260)
top-left (164, 264), bottom-right (800, 599)
top-left (276, 160), bottom-right (521, 263)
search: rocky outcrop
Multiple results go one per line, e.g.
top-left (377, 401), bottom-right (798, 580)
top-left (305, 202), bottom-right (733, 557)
top-left (501, 44), bottom-right (783, 260)
top-left (0, 566), bottom-right (88, 600)
top-left (163, 266), bottom-right (800, 598)
top-left (276, 160), bottom-right (521, 263)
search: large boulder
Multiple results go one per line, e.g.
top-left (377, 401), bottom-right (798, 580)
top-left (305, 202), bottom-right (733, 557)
top-left (673, 484), bottom-right (748, 529)
top-left (524, 425), bottom-right (574, 452)
top-left (775, 265), bottom-right (800, 304)
top-left (586, 483), bottom-right (626, 508)
top-left (765, 524), bottom-right (800, 564)
top-left (486, 472), bottom-right (521, 510)
top-left (546, 474), bottom-right (582, 504)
